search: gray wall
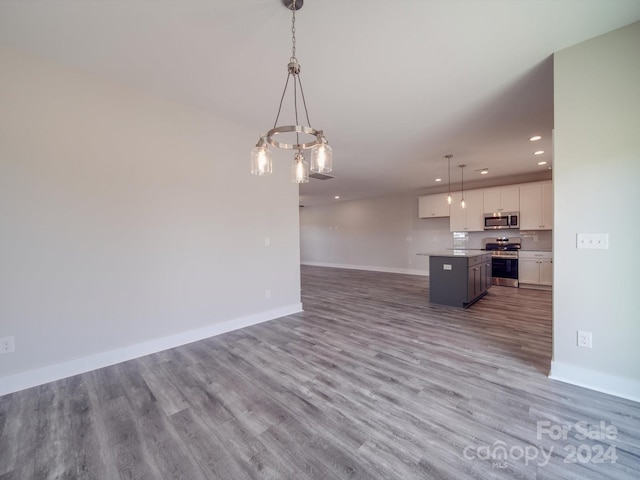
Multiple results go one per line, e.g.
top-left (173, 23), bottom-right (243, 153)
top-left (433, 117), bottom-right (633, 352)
top-left (552, 21), bottom-right (640, 401)
top-left (0, 47), bottom-right (302, 393)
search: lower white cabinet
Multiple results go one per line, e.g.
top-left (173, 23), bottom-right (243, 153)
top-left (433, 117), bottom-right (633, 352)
top-left (519, 251), bottom-right (553, 288)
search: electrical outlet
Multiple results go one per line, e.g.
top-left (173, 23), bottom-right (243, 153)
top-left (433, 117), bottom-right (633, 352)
top-left (577, 330), bottom-right (592, 348)
top-left (0, 336), bottom-right (15, 354)
top-left (265, 289), bottom-right (271, 299)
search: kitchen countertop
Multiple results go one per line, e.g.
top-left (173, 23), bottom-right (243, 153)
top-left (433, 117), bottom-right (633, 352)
top-left (417, 248), bottom-right (553, 254)
top-left (417, 250), bottom-right (488, 258)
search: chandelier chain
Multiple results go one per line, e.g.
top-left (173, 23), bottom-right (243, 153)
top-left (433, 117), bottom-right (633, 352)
top-left (291, 0), bottom-right (297, 61)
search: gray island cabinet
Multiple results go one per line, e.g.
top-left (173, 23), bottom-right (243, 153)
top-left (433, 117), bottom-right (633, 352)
top-left (428, 251), bottom-right (492, 308)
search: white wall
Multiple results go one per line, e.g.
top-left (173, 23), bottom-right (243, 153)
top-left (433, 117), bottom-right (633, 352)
top-left (0, 47), bottom-right (302, 394)
top-left (300, 193), bottom-right (454, 275)
top-left (552, 22), bottom-right (640, 401)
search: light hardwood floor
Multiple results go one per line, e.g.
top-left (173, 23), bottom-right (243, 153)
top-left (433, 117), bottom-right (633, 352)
top-left (1, 265), bottom-right (639, 479)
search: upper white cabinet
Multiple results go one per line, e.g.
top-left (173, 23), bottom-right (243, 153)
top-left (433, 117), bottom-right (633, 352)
top-left (520, 182), bottom-right (553, 230)
top-left (418, 181), bottom-right (553, 231)
top-left (449, 190), bottom-right (484, 232)
top-left (483, 186), bottom-right (520, 213)
top-left (418, 194), bottom-right (450, 218)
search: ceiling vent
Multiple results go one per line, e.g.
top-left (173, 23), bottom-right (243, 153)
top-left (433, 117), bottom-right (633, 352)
top-left (309, 172), bottom-right (335, 181)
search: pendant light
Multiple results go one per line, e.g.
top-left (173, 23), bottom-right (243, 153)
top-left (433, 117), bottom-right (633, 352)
top-left (251, 0), bottom-right (333, 184)
top-left (445, 154), bottom-right (453, 205)
top-left (459, 164), bottom-right (467, 209)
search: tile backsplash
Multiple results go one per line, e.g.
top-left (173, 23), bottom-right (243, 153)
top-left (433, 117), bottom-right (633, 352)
top-left (519, 230), bottom-right (553, 251)
top-left (453, 229), bottom-right (552, 251)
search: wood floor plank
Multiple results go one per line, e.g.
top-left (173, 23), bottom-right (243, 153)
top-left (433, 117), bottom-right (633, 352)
top-left (170, 408), bottom-right (256, 480)
top-left (139, 360), bottom-right (190, 417)
top-left (99, 395), bottom-right (161, 479)
top-left (31, 378), bottom-right (112, 479)
top-left (133, 402), bottom-right (208, 480)
top-left (0, 389), bottom-right (39, 478)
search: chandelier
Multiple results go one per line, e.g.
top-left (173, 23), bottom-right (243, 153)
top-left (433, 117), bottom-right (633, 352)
top-left (250, 0), bottom-right (332, 183)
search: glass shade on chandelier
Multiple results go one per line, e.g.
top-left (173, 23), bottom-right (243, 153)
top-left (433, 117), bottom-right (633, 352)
top-left (291, 152), bottom-right (309, 184)
top-left (310, 137), bottom-right (332, 174)
top-left (251, 137), bottom-right (273, 176)
top-left (250, 0), bottom-right (332, 184)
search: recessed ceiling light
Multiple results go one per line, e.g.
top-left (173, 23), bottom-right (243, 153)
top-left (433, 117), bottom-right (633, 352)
top-left (480, 168), bottom-right (489, 175)
top-left (529, 135), bottom-right (542, 141)
top-left (537, 161), bottom-right (547, 166)
top-left (334, 195), bottom-right (340, 199)
top-left (534, 150), bottom-right (545, 155)
top-left (435, 178), bottom-right (442, 182)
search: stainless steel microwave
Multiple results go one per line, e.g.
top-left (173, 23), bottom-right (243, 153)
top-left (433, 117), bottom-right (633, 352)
top-left (484, 212), bottom-right (519, 230)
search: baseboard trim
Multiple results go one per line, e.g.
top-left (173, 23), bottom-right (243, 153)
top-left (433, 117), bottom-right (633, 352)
top-left (549, 360), bottom-right (640, 404)
top-left (0, 303), bottom-right (303, 397)
top-left (519, 283), bottom-right (552, 291)
top-left (301, 261), bottom-right (429, 277)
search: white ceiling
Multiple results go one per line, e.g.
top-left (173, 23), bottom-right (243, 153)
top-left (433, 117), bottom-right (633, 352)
top-left (2, 0), bottom-right (640, 205)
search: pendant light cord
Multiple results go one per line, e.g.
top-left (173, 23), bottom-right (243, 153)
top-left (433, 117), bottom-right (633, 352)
top-left (446, 154), bottom-right (452, 200)
top-left (460, 164), bottom-right (466, 203)
top-left (448, 157), bottom-right (451, 196)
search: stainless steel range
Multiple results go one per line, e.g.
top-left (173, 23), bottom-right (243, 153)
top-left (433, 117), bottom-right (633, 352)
top-left (483, 237), bottom-right (521, 287)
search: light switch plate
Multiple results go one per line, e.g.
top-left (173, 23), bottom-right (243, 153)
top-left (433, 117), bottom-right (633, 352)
top-left (577, 233), bottom-right (609, 249)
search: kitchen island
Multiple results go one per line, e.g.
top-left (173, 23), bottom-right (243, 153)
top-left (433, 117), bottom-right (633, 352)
top-left (428, 250), bottom-right (492, 308)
